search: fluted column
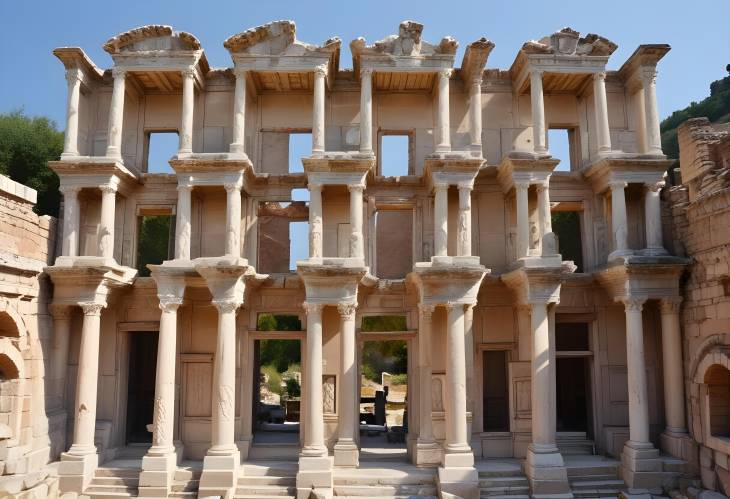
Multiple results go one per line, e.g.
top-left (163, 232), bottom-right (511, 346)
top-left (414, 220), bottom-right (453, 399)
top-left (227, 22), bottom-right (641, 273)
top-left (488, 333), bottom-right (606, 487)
top-left (641, 68), bottom-right (663, 155)
top-left (224, 183), bottom-right (241, 257)
top-left (593, 71), bottom-right (612, 155)
top-left (178, 68), bottom-right (195, 156)
top-left (660, 298), bottom-right (687, 435)
top-left (230, 69), bottom-right (247, 155)
top-left (634, 89), bottom-right (649, 154)
top-left (434, 182), bottom-right (448, 257)
top-left (623, 298), bottom-right (650, 445)
top-left (98, 183), bottom-right (117, 260)
top-left (209, 300), bottom-right (239, 454)
top-left (62, 69), bottom-right (82, 158)
top-left (105, 68), bottom-right (126, 159)
top-left (49, 305), bottom-right (72, 410)
top-left (515, 181), bottom-right (530, 259)
top-left (444, 303), bottom-right (470, 456)
top-left (348, 184), bottom-right (364, 260)
top-left (536, 180), bottom-right (553, 254)
top-left (302, 302), bottom-right (326, 457)
top-left (59, 186), bottom-right (81, 257)
top-left (469, 75), bottom-right (483, 157)
top-left (309, 184), bottom-right (323, 260)
top-left (312, 65), bottom-right (327, 157)
top-left (609, 181), bottom-right (630, 259)
top-left (530, 69), bottom-right (547, 155)
top-left (644, 181), bottom-right (667, 255)
top-left (457, 183), bottom-right (472, 257)
top-left (359, 68), bottom-right (373, 155)
top-left (68, 302), bottom-right (105, 455)
top-left (529, 301), bottom-right (557, 450)
top-left (174, 183), bottom-right (192, 260)
top-left (334, 302), bottom-right (358, 466)
top-left (435, 69), bottom-right (452, 153)
top-left (417, 304), bottom-right (435, 445)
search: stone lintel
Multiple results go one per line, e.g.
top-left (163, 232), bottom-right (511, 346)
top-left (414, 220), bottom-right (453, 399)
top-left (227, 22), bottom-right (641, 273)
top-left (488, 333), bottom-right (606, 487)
top-left (297, 262), bottom-right (367, 305)
top-left (580, 156), bottom-right (673, 193)
top-left (501, 262), bottom-right (575, 305)
top-left (193, 257), bottom-right (252, 305)
top-left (496, 155), bottom-right (560, 193)
top-left (409, 260), bottom-right (488, 306)
top-left (45, 260), bottom-right (137, 306)
top-left (50, 159), bottom-right (141, 194)
top-left (594, 256), bottom-right (688, 303)
top-left (303, 155), bottom-right (375, 175)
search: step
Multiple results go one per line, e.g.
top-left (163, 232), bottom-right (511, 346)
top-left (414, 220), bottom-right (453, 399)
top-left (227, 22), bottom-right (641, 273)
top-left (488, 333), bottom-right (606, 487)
top-left (171, 480), bottom-right (199, 493)
top-left (94, 468), bottom-right (141, 478)
top-left (335, 496), bottom-right (437, 499)
top-left (238, 475), bottom-right (297, 486)
top-left (566, 465), bottom-right (619, 477)
top-left (479, 476), bottom-right (529, 488)
top-left (334, 484), bottom-right (438, 496)
top-left (90, 476), bottom-right (139, 487)
top-left (569, 473), bottom-right (619, 483)
top-left (235, 495), bottom-right (296, 499)
top-left (571, 479), bottom-right (624, 490)
top-left (241, 463), bottom-right (299, 477)
top-left (334, 472), bottom-right (435, 486)
top-left (235, 485), bottom-right (296, 496)
top-left (481, 485), bottom-right (530, 496)
top-left (173, 467), bottom-right (202, 481)
top-left (479, 495), bottom-right (529, 499)
top-left (558, 442), bottom-right (595, 455)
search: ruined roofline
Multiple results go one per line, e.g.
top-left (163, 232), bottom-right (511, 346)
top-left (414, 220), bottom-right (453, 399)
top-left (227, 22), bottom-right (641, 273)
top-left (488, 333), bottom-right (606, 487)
top-left (224, 20), bottom-right (341, 56)
top-left (617, 44), bottom-right (671, 81)
top-left (52, 47), bottom-right (104, 81)
top-left (102, 24), bottom-right (202, 53)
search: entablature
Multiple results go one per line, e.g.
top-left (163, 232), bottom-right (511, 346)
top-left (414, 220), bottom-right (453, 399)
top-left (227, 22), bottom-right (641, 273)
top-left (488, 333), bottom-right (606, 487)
top-left (496, 155), bottom-right (560, 193)
top-left (581, 157), bottom-right (673, 193)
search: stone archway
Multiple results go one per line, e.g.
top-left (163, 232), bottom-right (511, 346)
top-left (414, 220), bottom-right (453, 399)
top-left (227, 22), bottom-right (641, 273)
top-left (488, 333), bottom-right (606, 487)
top-left (695, 348), bottom-right (730, 454)
top-left (0, 337), bottom-right (26, 475)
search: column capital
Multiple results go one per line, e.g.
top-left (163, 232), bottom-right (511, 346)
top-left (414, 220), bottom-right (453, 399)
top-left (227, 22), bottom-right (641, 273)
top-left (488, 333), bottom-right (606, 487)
top-left (49, 304), bottom-right (72, 320)
top-left (530, 68), bottom-right (544, 79)
top-left (444, 301), bottom-right (465, 312)
top-left (535, 179), bottom-right (550, 191)
top-left (457, 180), bottom-right (474, 191)
top-left (469, 74), bottom-right (483, 87)
top-left (433, 181), bottom-right (449, 191)
top-left (158, 296), bottom-right (183, 313)
top-left (593, 71), bottom-right (607, 82)
top-left (622, 297), bottom-right (646, 312)
top-left (438, 68), bottom-right (453, 80)
top-left (212, 300), bottom-right (240, 314)
top-left (59, 185), bottom-right (81, 197)
top-left (360, 67), bottom-right (374, 79)
top-left (181, 67), bottom-right (196, 79)
top-left (302, 301), bottom-right (324, 314)
top-left (639, 67), bottom-right (657, 86)
top-left (177, 182), bottom-right (193, 193)
top-left (65, 68), bottom-right (83, 84)
top-left (224, 182), bottom-right (241, 193)
top-left (347, 183), bottom-right (365, 193)
top-left (609, 180), bottom-right (628, 191)
top-left (79, 301), bottom-right (105, 316)
top-left (111, 67), bottom-right (127, 79)
top-left (659, 297), bottom-right (682, 314)
top-left (418, 303), bottom-right (435, 318)
top-left (313, 64), bottom-right (328, 77)
top-left (99, 183), bottom-right (118, 194)
top-left (514, 180), bottom-right (530, 191)
top-left (644, 181), bottom-right (665, 193)
top-left (309, 182), bottom-right (323, 193)
top-left (337, 302), bottom-right (357, 320)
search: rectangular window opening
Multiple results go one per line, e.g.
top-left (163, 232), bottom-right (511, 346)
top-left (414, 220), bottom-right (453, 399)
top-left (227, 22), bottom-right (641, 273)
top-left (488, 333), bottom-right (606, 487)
top-left (556, 322), bottom-right (590, 352)
top-left (551, 211), bottom-right (583, 272)
top-left (257, 200), bottom-right (309, 273)
top-left (375, 209), bottom-right (413, 279)
top-left (257, 313), bottom-right (302, 331)
top-left (483, 350), bottom-right (510, 432)
top-left (380, 134), bottom-right (410, 177)
top-left (288, 132), bottom-right (312, 173)
top-left (146, 131), bottom-right (178, 174)
top-left (361, 315), bottom-right (408, 332)
top-left (136, 214), bottom-right (173, 276)
top-left (548, 128), bottom-right (575, 172)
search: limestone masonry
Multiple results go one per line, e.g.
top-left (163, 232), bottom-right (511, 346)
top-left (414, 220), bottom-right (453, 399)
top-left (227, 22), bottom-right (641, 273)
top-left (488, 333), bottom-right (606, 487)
top-left (0, 20), bottom-right (728, 499)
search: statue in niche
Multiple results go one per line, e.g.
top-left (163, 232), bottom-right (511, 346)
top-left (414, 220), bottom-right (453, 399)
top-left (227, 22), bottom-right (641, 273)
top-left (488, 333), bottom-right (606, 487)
top-left (322, 375), bottom-right (335, 414)
top-left (431, 377), bottom-right (444, 412)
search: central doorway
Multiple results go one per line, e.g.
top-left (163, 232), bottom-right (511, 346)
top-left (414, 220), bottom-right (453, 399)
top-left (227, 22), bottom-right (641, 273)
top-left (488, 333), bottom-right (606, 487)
top-left (126, 332), bottom-right (158, 444)
top-left (555, 322), bottom-right (594, 442)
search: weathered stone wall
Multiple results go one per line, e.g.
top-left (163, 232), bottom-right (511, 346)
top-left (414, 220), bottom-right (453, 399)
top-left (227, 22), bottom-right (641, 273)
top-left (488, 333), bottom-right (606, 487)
top-left (0, 174), bottom-right (59, 498)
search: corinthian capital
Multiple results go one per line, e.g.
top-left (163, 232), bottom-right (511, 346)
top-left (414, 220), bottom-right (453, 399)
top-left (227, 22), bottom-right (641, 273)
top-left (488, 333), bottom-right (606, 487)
top-left (158, 295), bottom-right (183, 313)
top-left (622, 297), bottom-right (646, 312)
top-left (302, 301), bottom-right (323, 315)
top-left (337, 302), bottom-right (357, 319)
top-left (659, 297), bottom-right (682, 314)
top-left (439, 68), bottom-right (453, 80)
top-left (99, 183), bottom-right (117, 194)
top-left (79, 301), bottom-right (105, 316)
top-left (213, 300), bottom-right (240, 314)
top-left (360, 67), bottom-right (373, 79)
top-left (314, 64), bottom-right (328, 77)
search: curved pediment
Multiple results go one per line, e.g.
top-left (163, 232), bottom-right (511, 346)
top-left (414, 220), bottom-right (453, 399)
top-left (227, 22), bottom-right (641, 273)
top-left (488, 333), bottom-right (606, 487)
top-left (521, 27), bottom-right (617, 57)
top-left (224, 20), bottom-right (341, 57)
top-left (350, 20), bottom-right (458, 60)
top-left (103, 25), bottom-right (202, 54)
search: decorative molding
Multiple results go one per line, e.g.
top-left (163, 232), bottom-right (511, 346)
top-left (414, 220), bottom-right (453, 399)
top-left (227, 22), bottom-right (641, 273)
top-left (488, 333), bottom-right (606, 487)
top-left (79, 302), bottom-right (105, 316)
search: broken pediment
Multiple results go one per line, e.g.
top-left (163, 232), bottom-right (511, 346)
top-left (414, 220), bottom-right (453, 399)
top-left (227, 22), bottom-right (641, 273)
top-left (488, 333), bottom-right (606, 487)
top-left (521, 27), bottom-right (617, 57)
top-left (350, 20), bottom-right (458, 59)
top-left (103, 25), bottom-right (202, 54)
top-left (224, 20), bottom-right (341, 57)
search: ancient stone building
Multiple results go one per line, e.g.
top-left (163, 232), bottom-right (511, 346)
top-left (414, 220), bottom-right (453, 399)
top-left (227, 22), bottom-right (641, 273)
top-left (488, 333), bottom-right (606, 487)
top-left (0, 20), bottom-right (715, 499)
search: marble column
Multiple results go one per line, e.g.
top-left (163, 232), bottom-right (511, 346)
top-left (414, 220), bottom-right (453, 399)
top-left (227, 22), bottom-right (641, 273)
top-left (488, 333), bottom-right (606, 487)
top-left (49, 305), bottom-right (72, 410)
top-left (469, 75), bottom-right (483, 157)
top-left (624, 298), bottom-right (650, 445)
top-left (593, 71), bottom-right (612, 155)
top-left (464, 305), bottom-right (475, 444)
top-left (634, 89), bottom-right (649, 154)
top-left (98, 183), bottom-right (117, 260)
top-left (312, 65), bottom-right (327, 157)
top-left (660, 298), bottom-right (687, 436)
top-left (457, 183), bottom-right (473, 257)
top-left (434, 182), bottom-right (449, 257)
top-left (609, 181), bottom-right (630, 259)
top-left (230, 69), bottom-right (247, 155)
top-left (105, 68), bottom-right (126, 159)
top-left (334, 302), bottom-right (358, 467)
top-left (435, 69), bottom-right (452, 153)
top-left (515, 181), bottom-right (530, 259)
top-left (536, 180), bottom-right (553, 255)
top-left (224, 183), bottom-right (241, 257)
top-left (348, 184), bottom-right (364, 260)
top-left (209, 300), bottom-right (239, 454)
top-left (644, 181), bottom-right (667, 256)
top-left (309, 184), bottom-right (323, 260)
top-left (530, 69), bottom-right (547, 155)
top-left (415, 304), bottom-right (439, 465)
top-left (444, 303), bottom-right (471, 459)
top-left (529, 301), bottom-right (557, 450)
top-left (302, 302), bottom-right (326, 457)
top-left (174, 183), bottom-right (192, 260)
top-left (359, 68), bottom-right (373, 155)
top-left (641, 68), bottom-right (663, 156)
top-left (59, 186), bottom-right (81, 258)
top-left (62, 69), bottom-right (82, 158)
top-left (178, 68), bottom-right (195, 156)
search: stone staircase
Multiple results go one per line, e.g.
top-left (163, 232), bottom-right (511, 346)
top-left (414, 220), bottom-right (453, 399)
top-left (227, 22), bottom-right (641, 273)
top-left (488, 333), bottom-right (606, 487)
top-left (235, 461), bottom-right (299, 499)
top-left (333, 464), bottom-right (437, 498)
top-left (477, 460), bottom-right (529, 499)
top-left (565, 456), bottom-right (626, 498)
top-left (169, 463), bottom-right (201, 498)
top-left (83, 466), bottom-right (139, 498)
top-left (557, 432), bottom-right (596, 455)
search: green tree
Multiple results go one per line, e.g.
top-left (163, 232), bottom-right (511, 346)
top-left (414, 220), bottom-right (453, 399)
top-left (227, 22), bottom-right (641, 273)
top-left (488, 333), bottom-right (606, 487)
top-left (0, 111), bottom-right (63, 216)
top-left (136, 215), bottom-right (172, 276)
top-left (259, 339), bottom-right (301, 373)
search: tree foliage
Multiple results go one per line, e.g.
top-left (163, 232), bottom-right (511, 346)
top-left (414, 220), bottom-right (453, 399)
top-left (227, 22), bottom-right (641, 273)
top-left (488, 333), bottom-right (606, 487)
top-left (0, 111), bottom-right (63, 216)
top-left (260, 339), bottom-right (301, 373)
top-left (362, 340), bottom-right (407, 382)
top-left (136, 215), bottom-right (172, 277)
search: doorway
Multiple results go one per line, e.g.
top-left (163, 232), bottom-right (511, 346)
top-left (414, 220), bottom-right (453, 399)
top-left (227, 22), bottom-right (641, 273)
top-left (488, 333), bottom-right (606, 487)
top-left (556, 357), bottom-right (590, 432)
top-left (126, 332), bottom-right (158, 444)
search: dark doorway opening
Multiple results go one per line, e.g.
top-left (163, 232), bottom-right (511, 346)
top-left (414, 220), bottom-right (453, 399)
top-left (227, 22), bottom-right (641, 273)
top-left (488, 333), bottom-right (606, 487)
top-left (556, 356), bottom-right (591, 434)
top-left (483, 350), bottom-right (510, 432)
top-left (126, 332), bottom-right (158, 444)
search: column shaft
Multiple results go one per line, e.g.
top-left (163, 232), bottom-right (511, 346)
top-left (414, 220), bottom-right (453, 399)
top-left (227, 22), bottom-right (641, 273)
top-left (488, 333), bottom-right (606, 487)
top-left (50, 307), bottom-right (72, 409)
top-left (230, 69), bottom-right (247, 155)
top-left (634, 89), bottom-right (649, 154)
top-left (210, 302), bottom-right (238, 452)
top-left (309, 184), bottom-right (323, 259)
top-left (224, 184), bottom-right (241, 257)
top-left (457, 185), bottom-right (472, 257)
top-left (624, 299), bottom-right (650, 444)
top-left (530, 301), bottom-right (556, 448)
top-left (105, 69), bottom-right (126, 158)
top-left (469, 76), bottom-right (482, 156)
top-left (536, 181), bottom-right (552, 244)
top-left (445, 303), bottom-right (469, 452)
top-left (149, 302), bottom-right (180, 454)
top-left (660, 299), bottom-right (687, 434)
top-left (303, 303), bottom-right (326, 456)
top-left (99, 184), bottom-right (116, 260)
top-left (644, 182), bottom-right (666, 254)
top-left (312, 65), bottom-right (326, 156)
top-left (175, 184), bottom-right (192, 260)
top-left (359, 69), bottom-right (373, 155)
top-left (178, 69), bottom-right (195, 155)
top-left (349, 185), bottom-right (364, 259)
top-left (436, 69), bottom-right (452, 153)
top-left (62, 70), bottom-right (82, 158)
top-left (642, 69), bottom-right (663, 155)
top-left (69, 302), bottom-right (104, 454)
top-left (515, 182), bottom-right (529, 259)
top-left (593, 72), bottom-right (612, 154)
top-left (434, 183), bottom-right (448, 257)
top-left (60, 186), bottom-right (80, 257)
top-left (418, 305), bottom-right (435, 443)
top-left (530, 70), bottom-right (547, 154)
top-left (610, 181), bottom-right (629, 256)
top-left (335, 303), bottom-right (358, 463)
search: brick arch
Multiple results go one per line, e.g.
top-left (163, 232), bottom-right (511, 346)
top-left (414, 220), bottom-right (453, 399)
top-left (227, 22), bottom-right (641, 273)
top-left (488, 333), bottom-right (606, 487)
top-left (694, 348), bottom-right (730, 385)
top-left (690, 334), bottom-right (727, 383)
top-left (0, 300), bottom-right (26, 339)
top-left (0, 337), bottom-right (25, 452)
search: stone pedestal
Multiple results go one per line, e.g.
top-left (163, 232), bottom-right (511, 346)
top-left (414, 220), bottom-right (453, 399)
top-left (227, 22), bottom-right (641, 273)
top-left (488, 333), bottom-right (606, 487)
top-left (138, 452), bottom-right (178, 497)
top-left (524, 446), bottom-right (573, 498)
top-left (199, 451), bottom-right (241, 497)
top-left (58, 452), bottom-right (98, 493)
top-left (620, 442), bottom-right (663, 492)
top-left (438, 452), bottom-right (478, 499)
top-left (296, 455), bottom-right (333, 499)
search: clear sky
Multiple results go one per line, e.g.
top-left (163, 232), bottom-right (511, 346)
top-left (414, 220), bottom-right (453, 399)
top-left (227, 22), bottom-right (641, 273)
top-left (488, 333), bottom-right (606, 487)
top-left (1, 0), bottom-right (727, 134)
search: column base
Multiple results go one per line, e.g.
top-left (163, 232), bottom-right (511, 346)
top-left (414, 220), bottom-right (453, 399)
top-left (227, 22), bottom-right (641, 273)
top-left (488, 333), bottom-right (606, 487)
top-left (608, 249), bottom-right (636, 261)
top-left (438, 452), bottom-right (478, 499)
top-left (620, 441), bottom-right (662, 492)
top-left (660, 429), bottom-right (693, 461)
top-left (237, 437), bottom-right (253, 460)
top-left (296, 454), bottom-right (333, 499)
top-left (414, 440), bottom-right (442, 467)
top-left (199, 449), bottom-right (240, 498)
top-left (138, 450), bottom-right (177, 497)
top-left (58, 451), bottom-right (98, 493)
top-left (524, 445), bottom-right (573, 498)
top-left (333, 440), bottom-right (359, 467)
top-left (641, 247), bottom-right (669, 257)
